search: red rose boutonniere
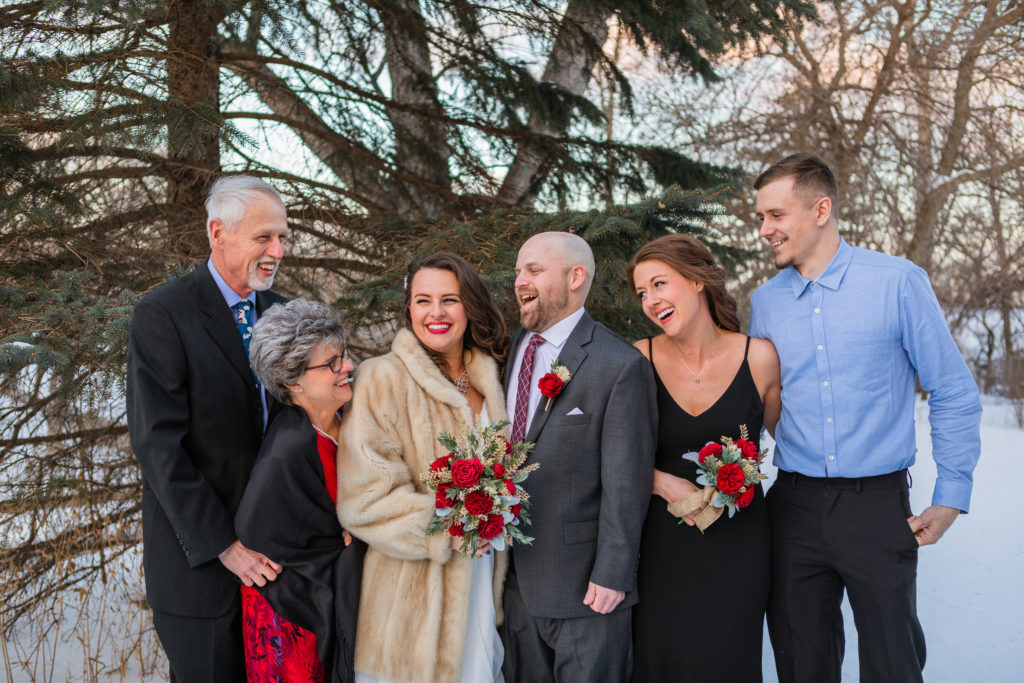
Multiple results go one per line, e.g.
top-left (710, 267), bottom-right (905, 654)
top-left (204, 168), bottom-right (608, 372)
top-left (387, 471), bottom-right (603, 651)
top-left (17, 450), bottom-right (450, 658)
top-left (538, 360), bottom-right (571, 411)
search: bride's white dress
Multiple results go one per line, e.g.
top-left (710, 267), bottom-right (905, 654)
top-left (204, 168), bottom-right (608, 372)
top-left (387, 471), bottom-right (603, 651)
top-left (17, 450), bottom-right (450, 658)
top-left (355, 403), bottom-right (504, 683)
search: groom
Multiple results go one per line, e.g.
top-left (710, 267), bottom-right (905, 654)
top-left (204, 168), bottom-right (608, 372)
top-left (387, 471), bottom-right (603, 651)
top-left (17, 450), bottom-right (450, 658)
top-left (500, 231), bottom-right (657, 682)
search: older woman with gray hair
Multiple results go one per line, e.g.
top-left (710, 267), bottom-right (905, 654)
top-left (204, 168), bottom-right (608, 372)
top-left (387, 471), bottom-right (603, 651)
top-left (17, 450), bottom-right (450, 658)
top-left (235, 299), bottom-right (366, 683)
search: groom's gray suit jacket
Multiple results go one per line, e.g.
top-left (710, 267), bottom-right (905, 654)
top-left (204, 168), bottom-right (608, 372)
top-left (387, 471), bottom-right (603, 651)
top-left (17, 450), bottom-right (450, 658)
top-left (504, 312), bottom-right (657, 619)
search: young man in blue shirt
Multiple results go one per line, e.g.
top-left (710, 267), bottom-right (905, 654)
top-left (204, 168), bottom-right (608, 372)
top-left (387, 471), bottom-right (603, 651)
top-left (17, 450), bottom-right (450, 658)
top-left (749, 154), bottom-right (982, 683)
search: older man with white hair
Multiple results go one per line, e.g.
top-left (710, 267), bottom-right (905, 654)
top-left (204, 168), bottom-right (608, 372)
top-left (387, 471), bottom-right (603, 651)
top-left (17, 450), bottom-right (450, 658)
top-left (500, 231), bottom-right (657, 682)
top-left (127, 175), bottom-right (289, 682)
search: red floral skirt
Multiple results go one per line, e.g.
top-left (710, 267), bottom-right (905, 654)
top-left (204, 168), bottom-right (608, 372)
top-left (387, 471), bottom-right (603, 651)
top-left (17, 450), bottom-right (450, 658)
top-left (241, 585), bottom-right (324, 683)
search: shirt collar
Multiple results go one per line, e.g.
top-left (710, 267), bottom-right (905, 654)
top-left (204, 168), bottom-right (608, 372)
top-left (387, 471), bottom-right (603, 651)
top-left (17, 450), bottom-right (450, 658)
top-left (787, 238), bottom-right (852, 298)
top-left (207, 258), bottom-right (255, 309)
top-left (535, 306), bottom-right (586, 349)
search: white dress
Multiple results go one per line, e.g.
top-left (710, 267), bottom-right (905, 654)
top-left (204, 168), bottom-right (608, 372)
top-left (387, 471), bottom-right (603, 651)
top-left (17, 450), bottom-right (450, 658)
top-left (355, 403), bottom-right (504, 683)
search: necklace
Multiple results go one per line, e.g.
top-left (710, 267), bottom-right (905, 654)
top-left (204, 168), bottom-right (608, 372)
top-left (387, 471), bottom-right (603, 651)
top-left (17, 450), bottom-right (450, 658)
top-left (452, 371), bottom-right (470, 394)
top-left (670, 340), bottom-right (714, 384)
top-left (312, 413), bottom-right (341, 445)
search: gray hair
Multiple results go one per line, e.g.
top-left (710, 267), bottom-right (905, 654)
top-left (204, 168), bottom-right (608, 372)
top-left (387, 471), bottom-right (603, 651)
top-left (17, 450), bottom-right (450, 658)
top-left (249, 299), bottom-right (349, 404)
top-left (205, 175), bottom-right (285, 245)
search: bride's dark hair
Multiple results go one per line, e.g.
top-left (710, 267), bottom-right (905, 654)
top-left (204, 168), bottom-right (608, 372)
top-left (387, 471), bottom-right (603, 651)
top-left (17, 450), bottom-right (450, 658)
top-left (403, 252), bottom-right (509, 365)
top-left (626, 234), bottom-right (740, 333)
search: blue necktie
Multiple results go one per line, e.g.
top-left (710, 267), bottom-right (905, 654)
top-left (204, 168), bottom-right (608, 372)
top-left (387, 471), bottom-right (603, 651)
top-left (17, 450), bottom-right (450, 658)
top-left (232, 300), bottom-right (260, 387)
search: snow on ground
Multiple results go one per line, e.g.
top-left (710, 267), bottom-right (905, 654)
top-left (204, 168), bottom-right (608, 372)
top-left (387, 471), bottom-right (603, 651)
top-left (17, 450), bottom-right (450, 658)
top-left (4, 398), bottom-right (1023, 681)
top-left (759, 396), bottom-right (1024, 681)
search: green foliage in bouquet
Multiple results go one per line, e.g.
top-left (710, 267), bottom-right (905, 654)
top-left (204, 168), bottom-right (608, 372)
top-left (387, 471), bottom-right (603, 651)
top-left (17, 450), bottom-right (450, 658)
top-left (422, 418), bottom-right (539, 555)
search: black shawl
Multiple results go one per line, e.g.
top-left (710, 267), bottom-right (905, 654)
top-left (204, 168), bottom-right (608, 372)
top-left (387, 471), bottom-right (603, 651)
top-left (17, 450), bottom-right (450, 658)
top-left (236, 405), bottom-right (365, 683)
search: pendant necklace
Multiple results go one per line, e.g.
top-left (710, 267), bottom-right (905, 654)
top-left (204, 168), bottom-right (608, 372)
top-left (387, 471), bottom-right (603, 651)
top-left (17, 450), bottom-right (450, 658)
top-left (452, 371), bottom-right (470, 394)
top-left (672, 342), bottom-right (713, 384)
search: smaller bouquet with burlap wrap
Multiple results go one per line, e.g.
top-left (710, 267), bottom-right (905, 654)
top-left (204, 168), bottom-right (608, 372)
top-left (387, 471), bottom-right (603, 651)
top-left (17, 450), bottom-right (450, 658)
top-left (421, 417), bottom-right (539, 556)
top-left (667, 425), bottom-right (767, 532)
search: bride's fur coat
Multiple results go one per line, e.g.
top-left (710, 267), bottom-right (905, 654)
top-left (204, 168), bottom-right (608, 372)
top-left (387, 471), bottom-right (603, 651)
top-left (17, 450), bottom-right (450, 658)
top-left (336, 328), bottom-right (509, 683)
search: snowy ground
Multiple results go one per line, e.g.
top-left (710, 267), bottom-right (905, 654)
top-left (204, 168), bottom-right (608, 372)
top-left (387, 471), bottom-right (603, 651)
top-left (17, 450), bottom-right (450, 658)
top-left (758, 396), bottom-right (1024, 681)
top-left (4, 397), bottom-right (1023, 681)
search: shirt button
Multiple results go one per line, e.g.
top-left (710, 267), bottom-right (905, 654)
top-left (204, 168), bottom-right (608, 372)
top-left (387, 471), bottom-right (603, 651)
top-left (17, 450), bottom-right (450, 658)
top-left (817, 345), bottom-right (823, 350)
top-left (827, 455), bottom-right (835, 461)
top-left (826, 417), bottom-right (833, 423)
top-left (814, 307), bottom-right (821, 314)
top-left (823, 380), bottom-right (829, 387)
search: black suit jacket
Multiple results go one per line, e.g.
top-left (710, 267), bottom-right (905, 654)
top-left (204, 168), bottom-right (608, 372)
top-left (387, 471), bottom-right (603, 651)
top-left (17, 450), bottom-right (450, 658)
top-left (503, 313), bottom-right (657, 619)
top-left (126, 264), bottom-right (285, 617)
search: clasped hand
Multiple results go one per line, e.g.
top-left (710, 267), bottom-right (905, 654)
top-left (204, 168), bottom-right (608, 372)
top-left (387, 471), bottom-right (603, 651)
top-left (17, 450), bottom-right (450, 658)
top-left (219, 539), bottom-right (282, 587)
top-left (449, 534), bottom-right (492, 557)
top-left (654, 469), bottom-right (703, 526)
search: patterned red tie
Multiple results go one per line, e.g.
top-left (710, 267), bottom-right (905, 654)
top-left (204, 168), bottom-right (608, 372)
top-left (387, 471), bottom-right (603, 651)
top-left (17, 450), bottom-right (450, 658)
top-left (511, 333), bottom-right (545, 443)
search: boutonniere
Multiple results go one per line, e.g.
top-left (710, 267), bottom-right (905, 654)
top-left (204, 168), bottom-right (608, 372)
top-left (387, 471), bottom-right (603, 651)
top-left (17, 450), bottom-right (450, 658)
top-left (538, 360), bottom-right (571, 411)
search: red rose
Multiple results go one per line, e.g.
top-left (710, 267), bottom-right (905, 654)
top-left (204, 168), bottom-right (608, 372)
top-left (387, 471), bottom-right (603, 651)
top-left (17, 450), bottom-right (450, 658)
top-left (430, 453), bottom-right (454, 471)
top-left (450, 458), bottom-right (484, 488)
top-left (735, 439), bottom-right (759, 461)
top-left (716, 463), bottom-right (746, 494)
top-left (435, 483), bottom-right (455, 508)
top-left (477, 514), bottom-right (505, 541)
top-left (735, 485), bottom-right (756, 509)
top-left (509, 503), bottom-right (522, 517)
top-left (465, 490), bottom-right (494, 516)
top-left (504, 479), bottom-right (516, 495)
top-left (448, 522), bottom-right (465, 537)
top-left (698, 442), bottom-right (723, 464)
top-left (503, 439), bottom-right (513, 455)
top-left (537, 373), bottom-right (563, 399)
top-left (492, 463), bottom-right (506, 477)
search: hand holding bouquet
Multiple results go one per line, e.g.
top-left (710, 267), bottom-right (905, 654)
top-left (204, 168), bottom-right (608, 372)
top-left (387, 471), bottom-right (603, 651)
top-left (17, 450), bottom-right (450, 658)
top-left (421, 417), bottom-right (538, 556)
top-left (667, 424), bottom-right (767, 532)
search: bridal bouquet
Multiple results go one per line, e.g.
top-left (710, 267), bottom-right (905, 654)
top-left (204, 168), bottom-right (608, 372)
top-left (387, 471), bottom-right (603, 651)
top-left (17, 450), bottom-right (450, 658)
top-left (421, 418), bottom-right (539, 556)
top-left (667, 424), bottom-right (767, 532)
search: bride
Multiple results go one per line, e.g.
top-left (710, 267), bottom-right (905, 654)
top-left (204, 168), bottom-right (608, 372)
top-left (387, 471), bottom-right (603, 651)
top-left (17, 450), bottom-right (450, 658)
top-left (337, 252), bottom-right (509, 683)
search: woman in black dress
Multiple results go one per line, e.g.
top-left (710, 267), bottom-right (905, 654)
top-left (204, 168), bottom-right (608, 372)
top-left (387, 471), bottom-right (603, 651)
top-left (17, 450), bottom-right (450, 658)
top-left (627, 235), bottom-right (781, 682)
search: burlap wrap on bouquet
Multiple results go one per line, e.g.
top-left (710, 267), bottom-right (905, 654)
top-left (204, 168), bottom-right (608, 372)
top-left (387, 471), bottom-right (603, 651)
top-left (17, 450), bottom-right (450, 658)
top-left (666, 485), bottom-right (722, 532)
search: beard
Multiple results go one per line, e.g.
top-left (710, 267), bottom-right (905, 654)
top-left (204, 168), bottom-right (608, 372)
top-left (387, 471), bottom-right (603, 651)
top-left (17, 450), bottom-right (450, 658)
top-left (247, 261), bottom-right (278, 291)
top-left (520, 286), bottom-right (570, 332)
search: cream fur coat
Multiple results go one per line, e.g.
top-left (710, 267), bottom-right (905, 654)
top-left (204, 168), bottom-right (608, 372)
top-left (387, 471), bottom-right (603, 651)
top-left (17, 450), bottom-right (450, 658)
top-left (336, 329), bottom-right (509, 683)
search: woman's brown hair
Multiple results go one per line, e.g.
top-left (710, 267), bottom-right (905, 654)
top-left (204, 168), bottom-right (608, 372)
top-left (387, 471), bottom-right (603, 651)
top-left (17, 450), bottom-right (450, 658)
top-left (626, 234), bottom-right (740, 333)
top-left (403, 252), bottom-right (509, 365)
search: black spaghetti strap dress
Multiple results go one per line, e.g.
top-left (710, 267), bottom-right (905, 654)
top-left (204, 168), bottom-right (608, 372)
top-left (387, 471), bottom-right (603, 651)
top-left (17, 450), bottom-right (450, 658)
top-left (632, 337), bottom-right (770, 683)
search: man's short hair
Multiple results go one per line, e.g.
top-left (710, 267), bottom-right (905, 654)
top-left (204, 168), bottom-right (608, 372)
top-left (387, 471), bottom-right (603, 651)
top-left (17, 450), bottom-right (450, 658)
top-left (205, 175), bottom-right (284, 236)
top-left (754, 153), bottom-right (839, 210)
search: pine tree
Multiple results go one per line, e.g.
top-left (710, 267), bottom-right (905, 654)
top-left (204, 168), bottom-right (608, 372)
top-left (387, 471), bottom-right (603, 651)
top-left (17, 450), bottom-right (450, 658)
top-left (0, 0), bottom-right (814, 655)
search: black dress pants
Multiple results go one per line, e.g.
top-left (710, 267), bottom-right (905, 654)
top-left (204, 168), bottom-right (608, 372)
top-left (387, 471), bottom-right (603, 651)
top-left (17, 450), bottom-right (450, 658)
top-left (766, 470), bottom-right (926, 683)
top-left (500, 568), bottom-right (632, 683)
top-left (151, 592), bottom-right (245, 683)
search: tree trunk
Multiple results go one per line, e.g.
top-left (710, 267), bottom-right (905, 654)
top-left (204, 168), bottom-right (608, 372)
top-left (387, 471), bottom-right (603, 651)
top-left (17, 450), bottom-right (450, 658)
top-left (379, 0), bottom-right (452, 218)
top-left (497, 0), bottom-right (612, 208)
top-left (166, 0), bottom-right (225, 258)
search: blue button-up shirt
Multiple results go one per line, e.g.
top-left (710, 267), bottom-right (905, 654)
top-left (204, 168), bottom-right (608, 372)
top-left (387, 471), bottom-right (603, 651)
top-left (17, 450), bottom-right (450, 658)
top-left (750, 239), bottom-right (981, 511)
top-left (207, 259), bottom-right (268, 428)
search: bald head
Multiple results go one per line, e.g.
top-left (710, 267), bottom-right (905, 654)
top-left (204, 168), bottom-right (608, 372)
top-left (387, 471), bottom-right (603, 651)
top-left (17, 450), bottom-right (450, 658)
top-left (514, 231), bottom-right (594, 332)
top-left (524, 232), bottom-right (595, 295)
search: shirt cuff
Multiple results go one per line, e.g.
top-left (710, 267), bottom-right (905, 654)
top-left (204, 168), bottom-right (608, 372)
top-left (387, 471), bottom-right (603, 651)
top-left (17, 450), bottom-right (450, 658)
top-left (931, 478), bottom-right (972, 514)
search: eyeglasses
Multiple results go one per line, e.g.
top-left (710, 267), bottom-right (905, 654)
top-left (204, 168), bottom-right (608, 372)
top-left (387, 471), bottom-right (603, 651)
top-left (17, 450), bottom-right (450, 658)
top-left (306, 355), bottom-right (347, 373)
